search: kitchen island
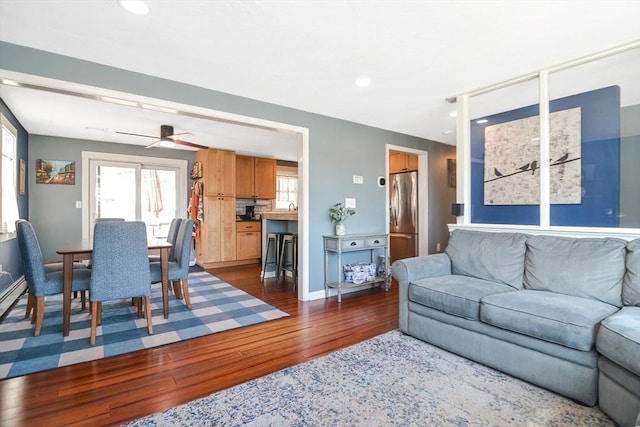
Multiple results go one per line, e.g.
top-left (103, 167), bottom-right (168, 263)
top-left (260, 211), bottom-right (298, 280)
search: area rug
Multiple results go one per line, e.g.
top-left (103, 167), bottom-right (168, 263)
top-left (125, 330), bottom-right (613, 427)
top-left (0, 271), bottom-right (288, 379)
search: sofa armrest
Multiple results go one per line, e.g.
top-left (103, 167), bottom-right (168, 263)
top-left (392, 253), bottom-right (452, 333)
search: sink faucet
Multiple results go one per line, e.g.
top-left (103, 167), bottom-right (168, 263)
top-left (289, 203), bottom-right (297, 211)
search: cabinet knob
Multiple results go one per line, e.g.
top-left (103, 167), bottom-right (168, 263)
top-left (350, 242), bottom-right (357, 246)
top-left (374, 240), bottom-right (379, 244)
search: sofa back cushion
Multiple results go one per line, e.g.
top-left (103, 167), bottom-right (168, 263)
top-left (524, 235), bottom-right (627, 307)
top-left (623, 238), bottom-right (640, 306)
top-left (445, 229), bottom-right (528, 289)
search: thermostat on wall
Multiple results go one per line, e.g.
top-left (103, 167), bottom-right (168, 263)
top-left (377, 176), bottom-right (386, 187)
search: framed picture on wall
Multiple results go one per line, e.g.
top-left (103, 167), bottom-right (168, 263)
top-left (447, 159), bottom-right (456, 188)
top-left (19, 159), bottom-right (25, 195)
top-left (35, 159), bottom-right (76, 185)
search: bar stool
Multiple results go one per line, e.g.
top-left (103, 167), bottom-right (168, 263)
top-left (278, 233), bottom-right (298, 293)
top-left (262, 232), bottom-right (285, 284)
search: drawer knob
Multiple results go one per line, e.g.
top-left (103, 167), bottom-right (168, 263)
top-left (373, 240), bottom-right (379, 244)
top-left (350, 242), bottom-right (357, 246)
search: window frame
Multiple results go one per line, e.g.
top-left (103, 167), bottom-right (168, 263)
top-left (0, 113), bottom-right (19, 242)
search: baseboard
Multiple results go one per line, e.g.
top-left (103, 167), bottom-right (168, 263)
top-left (0, 275), bottom-right (27, 320)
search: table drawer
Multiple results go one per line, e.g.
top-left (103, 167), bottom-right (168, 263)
top-left (366, 236), bottom-right (387, 248)
top-left (341, 239), bottom-right (365, 250)
top-left (237, 222), bottom-right (261, 232)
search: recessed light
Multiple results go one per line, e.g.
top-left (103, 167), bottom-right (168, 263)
top-left (449, 111), bottom-right (457, 118)
top-left (355, 77), bottom-right (371, 87)
top-left (119, 0), bottom-right (149, 15)
top-left (476, 119), bottom-right (488, 124)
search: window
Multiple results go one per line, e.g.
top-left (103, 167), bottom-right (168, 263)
top-left (1, 114), bottom-right (20, 240)
top-left (275, 166), bottom-right (298, 210)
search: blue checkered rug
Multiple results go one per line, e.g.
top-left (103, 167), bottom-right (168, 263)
top-left (0, 271), bottom-right (289, 379)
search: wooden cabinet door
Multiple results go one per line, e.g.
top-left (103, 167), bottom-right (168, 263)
top-left (235, 155), bottom-right (255, 198)
top-left (197, 196), bottom-right (236, 263)
top-left (236, 231), bottom-right (261, 260)
top-left (254, 158), bottom-right (276, 199)
top-left (405, 154), bottom-right (418, 172)
top-left (217, 149), bottom-right (236, 197)
top-left (219, 197), bottom-right (237, 261)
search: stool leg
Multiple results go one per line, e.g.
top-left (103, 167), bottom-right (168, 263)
top-left (262, 237), bottom-right (271, 285)
top-left (292, 237), bottom-right (298, 295)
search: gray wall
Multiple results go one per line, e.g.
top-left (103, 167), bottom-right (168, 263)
top-left (0, 41), bottom-right (456, 294)
top-left (28, 135), bottom-right (195, 261)
top-left (620, 104), bottom-right (640, 228)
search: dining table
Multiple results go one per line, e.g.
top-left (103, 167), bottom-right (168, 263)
top-left (57, 238), bottom-right (172, 337)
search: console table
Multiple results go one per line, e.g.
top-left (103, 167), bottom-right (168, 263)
top-left (323, 233), bottom-right (390, 302)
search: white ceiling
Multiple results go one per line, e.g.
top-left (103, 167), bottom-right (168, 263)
top-left (0, 0), bottom-right (639, 158)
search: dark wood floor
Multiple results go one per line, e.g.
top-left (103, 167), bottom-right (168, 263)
top-left (0, 264), bottom-right (399, 426)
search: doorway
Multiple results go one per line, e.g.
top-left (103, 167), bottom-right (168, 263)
top-left (386, 145), bottom-right (429, 263)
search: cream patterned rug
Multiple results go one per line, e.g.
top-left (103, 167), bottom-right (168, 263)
top-left (124, 330), bottom-right (613, 426)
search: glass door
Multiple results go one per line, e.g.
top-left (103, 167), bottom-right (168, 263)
top-left (89, 159), bottom-right (179, 240)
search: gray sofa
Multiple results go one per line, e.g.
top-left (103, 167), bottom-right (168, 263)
top-left (392, 229), bottom-right (640, 427)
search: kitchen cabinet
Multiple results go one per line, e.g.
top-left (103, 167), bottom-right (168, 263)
top-left (236, 155), bottom-right (276, 199)
top-left (236, 221), bottom-right (262, 260)
top-left (389, 151), bottom-right (418, 174)
top-left (196, 148), bottom-right (236, 197)
top-left (197, 196), bottom-right (237, 264)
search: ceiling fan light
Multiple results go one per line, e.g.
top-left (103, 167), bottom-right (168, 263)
top-left (159, 139), bottom-right (174, 148)
top-left (119, 0), bottom-right (149, 15)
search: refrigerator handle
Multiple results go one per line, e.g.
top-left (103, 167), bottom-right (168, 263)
top-left (391, 179), bottom-right (398, 227)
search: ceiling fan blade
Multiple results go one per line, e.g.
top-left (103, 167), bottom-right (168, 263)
top-left (173, 139), bottom-right (208, 150)
top-left (144, 139), bottom-right (162, 149)
top-left (167, 132), bottom-right (194, 140)
top-left (116, 131), bottom-right (158, 139)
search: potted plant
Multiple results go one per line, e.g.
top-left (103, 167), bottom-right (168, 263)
top-left (329, 202), bottom-right (356, 236)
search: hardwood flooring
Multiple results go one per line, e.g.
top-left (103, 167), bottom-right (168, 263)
top-left (0, 264), bottom-right (399, 426)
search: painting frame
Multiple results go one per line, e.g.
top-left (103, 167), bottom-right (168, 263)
top-left (35, 159), bottom-right (76, 185)
top-left (447, 158), bottom-right (456, 188)
top-left (19, 159), bottom-right (25, 195)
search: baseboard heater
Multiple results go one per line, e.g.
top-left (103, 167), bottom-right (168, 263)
top-left (0, 274), bottom-right (27, 319)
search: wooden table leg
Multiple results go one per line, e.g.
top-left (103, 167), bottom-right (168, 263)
top-left (161, 246), bottom-right (169, 319)
top-left (62, 253), bottom-right (73, 336)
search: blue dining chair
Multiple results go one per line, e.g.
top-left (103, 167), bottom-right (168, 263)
top-left (15, 219), bottom-right (92, 336)
top-left (148, 217), bottom-right (182, 263)
top-left (89, 221), bottom-right (153, 345)
top-left (150, 219), bottom-right (194, 309)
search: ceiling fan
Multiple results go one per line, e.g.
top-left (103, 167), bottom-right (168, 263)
top-left (116, 125), bottom-right (208, 149)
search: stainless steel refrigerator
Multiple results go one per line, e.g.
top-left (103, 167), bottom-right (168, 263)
top-left (389, 171), bottom-right (418, 264)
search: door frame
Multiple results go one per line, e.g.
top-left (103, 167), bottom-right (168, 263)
top-left (81, 151), bottom-right (188, 240)
top-left (386, 144), bottom-right (429, 256)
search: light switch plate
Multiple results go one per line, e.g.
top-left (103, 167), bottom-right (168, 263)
top-left (353, 175), bottom-right (363, 184)
top-left (345, 198), bottom-right (356, 209)
top-left (75, 201), bottom-right (82, 209)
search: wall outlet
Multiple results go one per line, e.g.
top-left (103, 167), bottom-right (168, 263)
top-left (353, 175), bottom-right (363, 184)
top-left (436, 243), bottom-right (441, 252)
top-left (75, 201), bottom-right (82, 209)
top-left (345, 198), bottom-right (356, 209)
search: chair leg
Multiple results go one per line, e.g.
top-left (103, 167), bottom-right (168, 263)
top-left (172, 280), bottom-right (184, 299)
top-left (144, 296), bottom-right (153, 335)
top-left (181, 278), bottom-right (192, 309)
top-left (25, 292), bottom-right (35, 319)
top-left (90, 301), bottom-right (98, 345)
top-left (97, 302), bottom-right (102, 325)
top-left (33, 296), bottom-right (45, 336)
top-left (81, 291), bottom-right (87, 310)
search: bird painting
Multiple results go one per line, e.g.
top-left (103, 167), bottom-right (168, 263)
top-left (530, 160), bottom-right (538, 175)
top-left (517, 163), bottom-right (530, 172)
top-left (494, 168), bottom-right (504, 177)
top-left (555, 153), bottom-right (569, 163)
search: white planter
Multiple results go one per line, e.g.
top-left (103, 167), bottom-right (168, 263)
top-left (335, 222), bottom-right (346, 236)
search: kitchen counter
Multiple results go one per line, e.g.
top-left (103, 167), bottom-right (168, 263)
top-left (260, 211), bottom-right (298, 221)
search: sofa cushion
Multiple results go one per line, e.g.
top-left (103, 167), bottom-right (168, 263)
top-left (524, 235), bottom-right (627, 307)
top-left (596, 306), bottom-right (640, 376)
top-left (624, 239), bottom-right (640, 306)
top-left (445, 229), bottom-right (528, 290)
top-left (410, 275), bottom-right (515, 321)
top-left (480, 290), bottom-right (619, 351)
